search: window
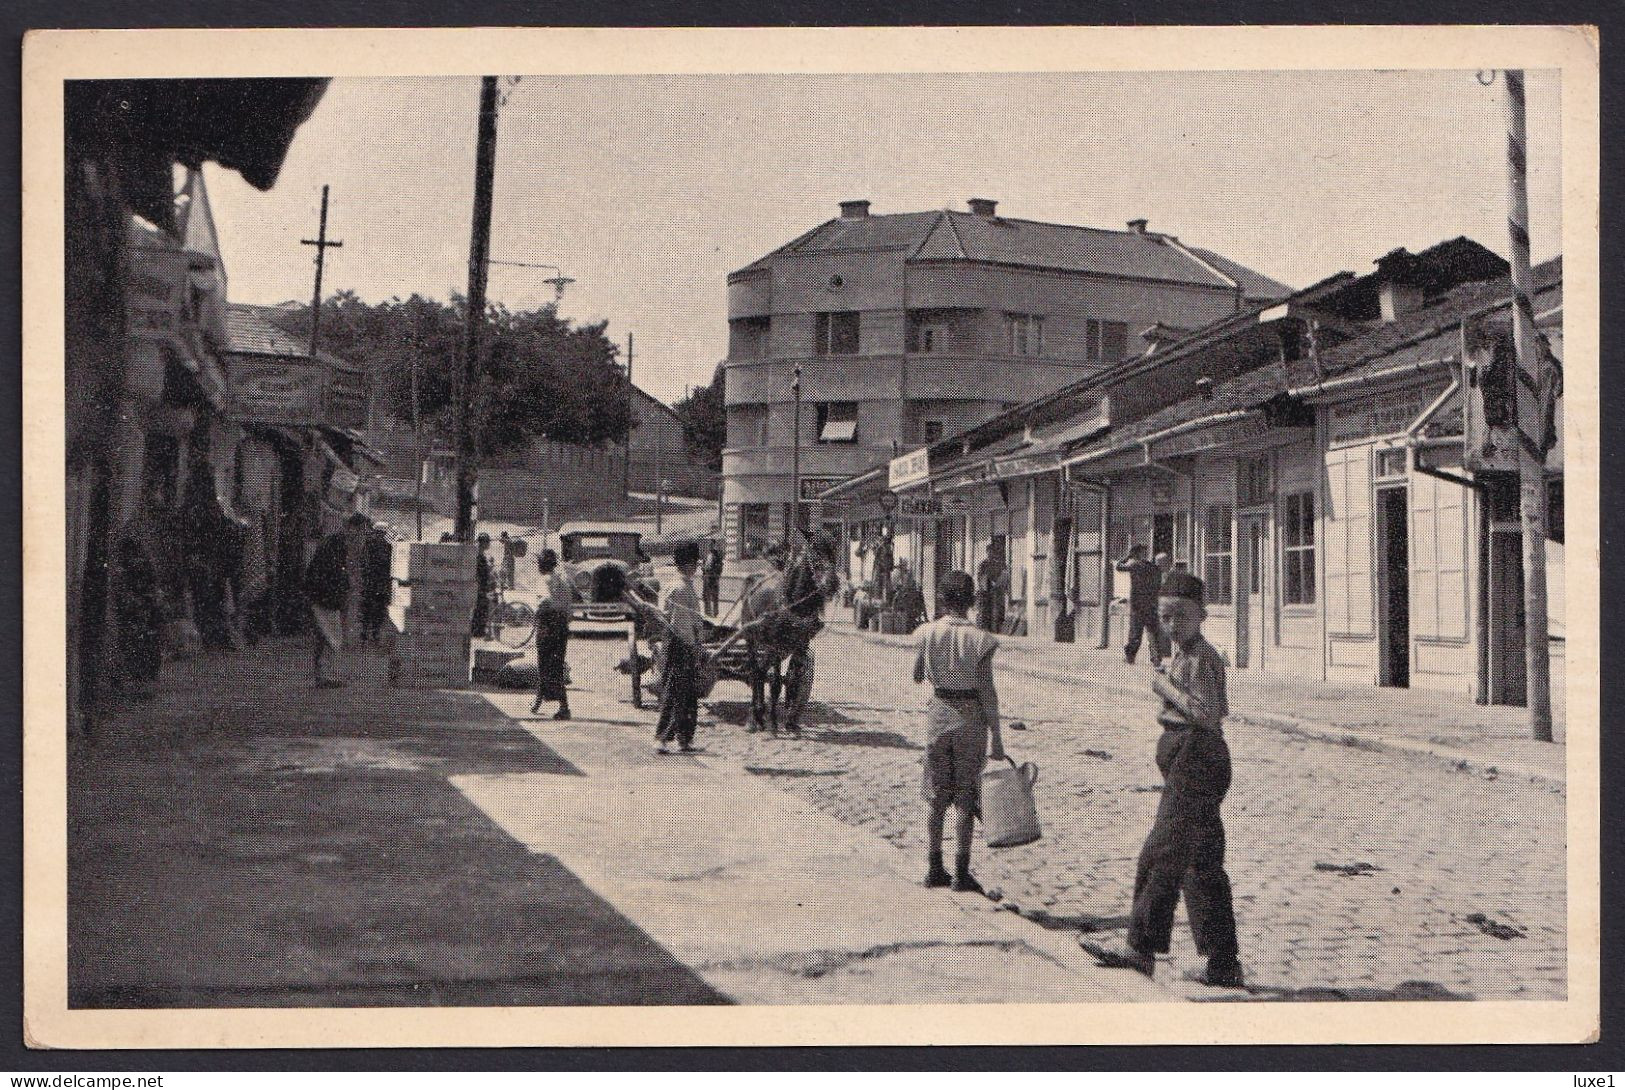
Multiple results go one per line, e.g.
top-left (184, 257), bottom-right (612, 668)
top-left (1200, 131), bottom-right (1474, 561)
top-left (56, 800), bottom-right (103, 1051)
top-left (1375, 447), bottom-right (1407, 480)
top-left (815, 311), bottom-right (860, 355)
top-left (922, 419), bottom-right (944, 443)
top-left (1547, 478), bottom-right (1564, 544)
top-left (816, 402), bottom-right (859, 443)
top-left (729, 316), bottom-right (770, 359)
top-left (738, 503), bottom-right (770, 558)
top-left (1203, 503), bottom-right (1233, 605)
top-left (1086, 319), bottom-right (1129, 362)
top-left (1282, 491), bottom-right (1316, 605)
top-left (1005, 313), bottom-right (1044, 356)
top-left (1238, 455), bottom-right (1271, 507)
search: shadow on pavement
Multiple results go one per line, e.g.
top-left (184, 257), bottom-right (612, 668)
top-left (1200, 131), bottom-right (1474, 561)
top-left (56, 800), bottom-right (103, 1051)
top-left (69, 640), bottom-right (729, 1008)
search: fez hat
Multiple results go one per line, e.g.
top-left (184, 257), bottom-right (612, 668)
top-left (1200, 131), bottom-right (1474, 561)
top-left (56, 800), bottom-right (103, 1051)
top-left (1160, 570), bottom-right (1205, 603)
top-left (673, 541), bottom-right (701, 565)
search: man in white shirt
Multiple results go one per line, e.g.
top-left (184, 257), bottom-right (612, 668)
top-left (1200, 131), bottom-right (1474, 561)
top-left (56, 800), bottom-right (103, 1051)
top-left (656, 541), bottom-right (705, 753)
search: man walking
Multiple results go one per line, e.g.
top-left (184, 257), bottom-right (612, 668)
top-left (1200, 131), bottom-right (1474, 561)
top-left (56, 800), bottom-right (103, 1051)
top-left (361, 523), bottom-right (393, 644)
top-left (976, 543), bottom-right (1006, 634)
top-left (472, 532), bottom-right (495, 638)
top-left (1115, 543), bottom-right (1165, 666)
top-left (1082, 570), bottom-right (1244, 989)
top-left (304, 513), bottom-right (371, 688)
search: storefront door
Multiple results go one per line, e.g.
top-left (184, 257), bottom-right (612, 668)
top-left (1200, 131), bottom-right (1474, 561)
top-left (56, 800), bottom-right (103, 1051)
top-left (1235, 512), bottom-right (1267, 669)
top-left (1376, 485), bottom-right (1411, 688)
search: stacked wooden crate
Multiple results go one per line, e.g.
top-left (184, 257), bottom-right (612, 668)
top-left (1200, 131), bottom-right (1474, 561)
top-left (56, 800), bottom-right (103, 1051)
top-left (391, 542), bottom-right (476, 688)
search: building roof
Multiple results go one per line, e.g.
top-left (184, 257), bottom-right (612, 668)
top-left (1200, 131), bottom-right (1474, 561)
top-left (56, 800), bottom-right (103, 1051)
top-left (1182, 247), bottom-right (1294, 302)
top-left (224, 302), bottom-right (359, 373)
top-left (1314, 256), bottom-right (1563, 384)
top-left (733, 206), bottom-right (1291, 292)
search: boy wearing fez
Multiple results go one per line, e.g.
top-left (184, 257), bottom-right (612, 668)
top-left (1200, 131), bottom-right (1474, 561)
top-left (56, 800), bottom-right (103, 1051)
top-left (912, 570), bottom-right (1005, 893)
top-left (655, 541), bottom-right (705, 754)
top-left (1083, 570), bottom-right (1245, 989)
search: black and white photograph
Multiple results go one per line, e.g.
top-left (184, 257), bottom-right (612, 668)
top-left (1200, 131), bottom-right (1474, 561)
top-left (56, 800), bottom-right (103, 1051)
top-left (22, 25), bottom-right (1599, 1048)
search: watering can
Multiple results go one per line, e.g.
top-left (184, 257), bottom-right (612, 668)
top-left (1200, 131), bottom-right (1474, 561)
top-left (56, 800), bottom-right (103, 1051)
top-left (981, 756), bottom-right (1041, 848)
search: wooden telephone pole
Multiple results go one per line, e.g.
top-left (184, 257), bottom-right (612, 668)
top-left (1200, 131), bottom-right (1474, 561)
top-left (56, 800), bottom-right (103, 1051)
top-left (623, 332), bottom-right (634, 505)
top-left (1501, 69), bottom-right (1554, 742)
top-left (455, 77), bottom-right (500, 543)
top-left (301, 184), bottom-right (343, 361)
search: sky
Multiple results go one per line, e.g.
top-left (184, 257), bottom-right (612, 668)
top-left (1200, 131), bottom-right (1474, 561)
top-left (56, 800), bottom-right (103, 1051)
top-left (202, 69), bottom-right (1563, 406)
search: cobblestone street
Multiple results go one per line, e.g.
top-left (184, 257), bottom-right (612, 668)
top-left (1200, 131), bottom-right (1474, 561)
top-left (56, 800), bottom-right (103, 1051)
top-left (677, 623), bottom-right (1567, 1002)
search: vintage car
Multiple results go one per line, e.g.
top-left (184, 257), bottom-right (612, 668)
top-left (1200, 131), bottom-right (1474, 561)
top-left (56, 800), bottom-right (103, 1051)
top-left (555, 521), bottom-right (661, 631)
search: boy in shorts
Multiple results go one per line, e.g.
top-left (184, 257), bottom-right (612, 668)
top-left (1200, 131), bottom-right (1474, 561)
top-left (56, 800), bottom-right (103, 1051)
top-left (912, 570), bottom-right (1005, 892)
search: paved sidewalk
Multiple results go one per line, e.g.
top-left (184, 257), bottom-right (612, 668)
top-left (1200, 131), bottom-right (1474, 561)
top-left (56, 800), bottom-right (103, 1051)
top-left (836, 619), bottom-right (1569, 786)
top-left (464, 651), bottom-right (1172, 1005)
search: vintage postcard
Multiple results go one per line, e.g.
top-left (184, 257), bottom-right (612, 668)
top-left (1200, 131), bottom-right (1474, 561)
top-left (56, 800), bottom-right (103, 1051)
top-left (21, 25), bottom-right (1599, 1048)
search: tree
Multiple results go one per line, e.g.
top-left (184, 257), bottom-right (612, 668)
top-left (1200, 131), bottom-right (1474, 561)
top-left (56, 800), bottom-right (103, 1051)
top-left (673, 363), bottom-right (726, 472)
top-left (278, 293), bottom-right (631, 458)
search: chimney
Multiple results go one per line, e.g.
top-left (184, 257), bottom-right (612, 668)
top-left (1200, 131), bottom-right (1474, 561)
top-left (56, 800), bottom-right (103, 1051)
top-left (1374, 247), bottom-right (1425, 322)
top-left (839, 199), bottom-right (871, 219)
top-left (1127, 218), bottom-right (1149, 234)
top-left (968, 198), bottom-right (998, 217)
top-left (1379, 280), bottom-right (1423, 322)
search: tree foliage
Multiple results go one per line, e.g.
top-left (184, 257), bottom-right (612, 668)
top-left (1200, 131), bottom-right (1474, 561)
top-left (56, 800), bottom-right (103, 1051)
top-left (673, 362), bottom-right (726, 472)
top-left (281, 291), bottom-right (632, 457)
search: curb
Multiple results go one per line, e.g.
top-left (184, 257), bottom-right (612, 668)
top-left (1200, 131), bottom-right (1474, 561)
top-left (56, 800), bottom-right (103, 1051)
top-left (835, 624), bottom-right (1565, 791)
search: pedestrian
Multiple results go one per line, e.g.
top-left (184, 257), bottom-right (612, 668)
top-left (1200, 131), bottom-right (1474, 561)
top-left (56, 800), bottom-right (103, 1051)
top-left (499, 531), bottom-right (517, 591)
top-left (530, 547), bottom-right (573, 721)
top-left (1082, 570), bottom-right (1244, 989)
top-left (912, 570), bottom-right (1006, 893)
top-left (976, 543), bottom-right (1006, 633)
top-left (702, 541), bottom-right (724, 617)
top-left (655, 541), bottom-right (705, 754)
top-left (1115, 543), bottom-right (1167, 666)
top-left (472, 532), bottom-right (494, 638)
top-left (113, 499), bottom-right (168, 700)
top-left (361, 523), bottom-right (393, 643)
top-left (892, 562), bottom-right (926, 632)
top-left (304, 512), bottom-right (371, 688)
top-left (871, 530), bottom-right (894, 603)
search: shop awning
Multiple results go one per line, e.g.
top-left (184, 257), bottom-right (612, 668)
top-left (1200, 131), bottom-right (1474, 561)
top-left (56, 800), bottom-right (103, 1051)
top-left (991, 415), bottom-right (1111, 479)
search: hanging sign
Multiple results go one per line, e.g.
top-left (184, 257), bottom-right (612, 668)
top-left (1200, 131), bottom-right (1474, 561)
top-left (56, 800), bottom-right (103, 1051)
top-left (229, 356), bottom-right (325, 425)
top-left (900, 496), bottom-right (943, 517)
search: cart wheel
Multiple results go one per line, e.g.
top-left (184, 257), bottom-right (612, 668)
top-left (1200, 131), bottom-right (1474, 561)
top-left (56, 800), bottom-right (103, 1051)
top-left (628, 625), bottom-right (644, 708)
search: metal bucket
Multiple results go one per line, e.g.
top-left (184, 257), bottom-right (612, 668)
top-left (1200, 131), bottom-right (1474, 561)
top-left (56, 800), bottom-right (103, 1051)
top-left (981, 757), bottom-right (1041, 848)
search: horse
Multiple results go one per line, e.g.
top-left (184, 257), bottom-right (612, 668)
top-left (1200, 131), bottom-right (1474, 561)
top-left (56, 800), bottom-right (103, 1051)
top-left (737, 533), bottom-right (840, 736)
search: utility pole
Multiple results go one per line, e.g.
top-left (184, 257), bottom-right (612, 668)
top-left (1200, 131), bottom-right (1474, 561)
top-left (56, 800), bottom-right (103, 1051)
top-left (301, 184), bottom-right (343, 361)
top-left (788, 362), bottom-right (802, 544)
top-left (1501, 68), bottom-right (1554, 742)
top-left (655, 392), bottom-right (665, 537)
top-left (623, 331), bottom-right (634, 506)
top-left (455, 76), bottom-right (500, 544)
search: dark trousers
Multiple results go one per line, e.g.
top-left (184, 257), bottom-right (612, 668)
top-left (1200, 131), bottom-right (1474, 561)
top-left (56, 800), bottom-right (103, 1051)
top-left (655, 638), bottom-right (699, 747)
top-left (1127, 727), bottom-right (1239, 965)
top-left (534, 604), bottom-right (571, 704)
top-left (703, 577), bottom-right (721, 617)
top-left (1125, 601), bottom-right (1167, 663)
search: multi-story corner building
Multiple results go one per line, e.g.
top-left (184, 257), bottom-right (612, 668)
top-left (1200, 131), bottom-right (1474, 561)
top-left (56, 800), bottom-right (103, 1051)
top-left (721, 198), bottom-right (1290, 559)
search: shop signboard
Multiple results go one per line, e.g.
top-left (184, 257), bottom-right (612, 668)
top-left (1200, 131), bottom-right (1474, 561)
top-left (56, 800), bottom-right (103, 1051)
top-left (799, 476), bottom-right (841, 501)
top-left (229, 355), bottom-right (325, 426)
top-left (900, 496), bottom-right (943, 517)
top-left (888, 447), bottom-right (930, 490)
top-left (1328, 386), bottom-right (1442, 447)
